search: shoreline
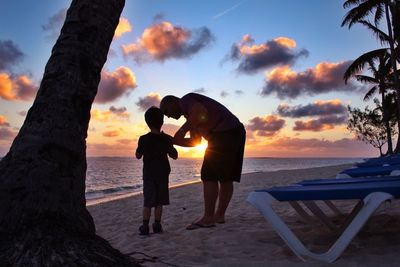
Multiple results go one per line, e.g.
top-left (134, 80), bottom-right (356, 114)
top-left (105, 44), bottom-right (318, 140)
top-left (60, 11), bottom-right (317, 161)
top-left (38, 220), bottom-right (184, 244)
top-left (85, 163), bottom-right (400, 266)
top-left (86, 163), bottom-right (357, 207)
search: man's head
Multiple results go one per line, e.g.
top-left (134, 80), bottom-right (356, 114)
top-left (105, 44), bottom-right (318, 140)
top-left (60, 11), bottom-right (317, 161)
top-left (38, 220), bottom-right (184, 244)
top-left (144, 106), bottom-right (164, 130)
top-left (160, 95), bottom-right (182, 120)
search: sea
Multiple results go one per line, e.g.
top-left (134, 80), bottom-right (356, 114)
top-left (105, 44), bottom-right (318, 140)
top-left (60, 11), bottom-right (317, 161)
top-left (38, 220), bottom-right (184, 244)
top-left (85, 157), bottom-right (364, 204)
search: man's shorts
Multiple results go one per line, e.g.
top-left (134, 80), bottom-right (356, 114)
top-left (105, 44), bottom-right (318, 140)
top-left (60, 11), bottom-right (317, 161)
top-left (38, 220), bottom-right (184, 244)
top-left (201, 124), bottom-right (246, 182)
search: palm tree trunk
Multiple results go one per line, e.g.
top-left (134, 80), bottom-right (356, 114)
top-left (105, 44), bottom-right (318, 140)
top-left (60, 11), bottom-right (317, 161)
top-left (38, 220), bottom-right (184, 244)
top-left (385, 2), bottom-right (400, 153)
top-left (0, 0), bottom-right (139, 265)
top-left (382, 91), bottom-right (394, 154)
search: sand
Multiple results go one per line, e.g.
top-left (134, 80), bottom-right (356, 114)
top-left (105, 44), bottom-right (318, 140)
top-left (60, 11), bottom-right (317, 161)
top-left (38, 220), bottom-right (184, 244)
top-left (88, 164), bottom-right (400, 266)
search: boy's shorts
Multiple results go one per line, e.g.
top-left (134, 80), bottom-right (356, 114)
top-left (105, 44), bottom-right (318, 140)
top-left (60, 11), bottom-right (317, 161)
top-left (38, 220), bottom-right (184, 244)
top-left (143, 177), bottom-right (170, 207)
top-left (201, 124), bottom-right (246, 183)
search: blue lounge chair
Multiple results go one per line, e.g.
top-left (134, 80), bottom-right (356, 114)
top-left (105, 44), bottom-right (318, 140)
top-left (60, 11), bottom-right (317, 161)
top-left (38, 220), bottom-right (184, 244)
top-left (247, 179), bottom-right (400, 262)
top-left (356, 155), bottom-right (400, 168)
top-left (337, 165), bottom-right (400, 178)
top-left (299, 175), bottom-right (400, 186)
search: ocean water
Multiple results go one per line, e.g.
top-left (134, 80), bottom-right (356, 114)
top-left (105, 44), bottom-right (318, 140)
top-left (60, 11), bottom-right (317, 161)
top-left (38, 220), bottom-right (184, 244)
top-left (85, 157), bottom-right (364, 202)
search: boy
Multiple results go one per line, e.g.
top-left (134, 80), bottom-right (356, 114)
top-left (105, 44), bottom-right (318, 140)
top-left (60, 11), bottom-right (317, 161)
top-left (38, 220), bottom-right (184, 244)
top-left (136, 106), bottom-right (178, 235)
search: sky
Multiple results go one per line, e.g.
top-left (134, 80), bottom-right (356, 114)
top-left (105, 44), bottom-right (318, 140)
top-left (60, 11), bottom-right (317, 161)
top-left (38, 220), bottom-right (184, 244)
top-left (0, 0), bottom-right (386, 158)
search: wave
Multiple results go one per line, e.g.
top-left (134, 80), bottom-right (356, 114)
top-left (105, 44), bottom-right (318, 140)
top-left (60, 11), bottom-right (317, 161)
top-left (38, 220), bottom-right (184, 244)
top-left (86, 184), bottom-right (142, 200)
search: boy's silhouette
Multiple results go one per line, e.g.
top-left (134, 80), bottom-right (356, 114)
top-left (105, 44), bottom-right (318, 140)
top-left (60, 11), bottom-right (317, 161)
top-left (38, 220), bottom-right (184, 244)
top-left (136, 106), bottom-right (178, 235)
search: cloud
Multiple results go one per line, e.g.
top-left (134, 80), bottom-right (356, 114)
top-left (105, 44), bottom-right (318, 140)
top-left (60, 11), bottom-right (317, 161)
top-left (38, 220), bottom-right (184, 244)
top-left (235, 90), bottom-right (244, 95)
top-left (220, 91), bottom-right (228, 97)
top-left (0, 40), bottom-right (24, 71)
top-left (293, 115), bottom-right (348, 132)
top-left (42, 9), bottom-right (67, 40)
top-left (90, 106), bottom-right (130, 122)
top-left (277, 99), bottom-right (347, 118)
top-left (109, 106), bottom-right (130, 118)
top-left (0, 127), bottom-right (16, 140)
top-left (262, 61), bottom-right (360, 99)
top-left (161, 123), bottom-right (180, 136)
top-left (95, 67), bottom-right (137, 103)
top-left (114, 17), bottom-right (132, 39)
top-left (227, 36), bottom-right (308, 74)
top-left (0, 115), bottom-right (10, 127)
top-left (102, 128), bottom-right (123, 137)
top-left (0, 73), bottom-right (37, 101)
top-left (136, 92), bottom-right (161, 112)
top-left (17, 111), bottom-right (27, 117)
top-left (121, 21), bottom-right (214, 63)
top-left (247, 115), bottom-right (285, 136)
top-left (116, 138), bottom-right (134, 145)
top-left (267, 137), bottom-right (373, 155)
top-left (193, 87), bottom-right (206, 93)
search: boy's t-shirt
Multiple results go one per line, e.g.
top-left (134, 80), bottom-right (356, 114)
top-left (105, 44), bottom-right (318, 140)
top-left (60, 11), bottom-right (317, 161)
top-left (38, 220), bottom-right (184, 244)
top-left (136, 132), bottom-right (177, 180)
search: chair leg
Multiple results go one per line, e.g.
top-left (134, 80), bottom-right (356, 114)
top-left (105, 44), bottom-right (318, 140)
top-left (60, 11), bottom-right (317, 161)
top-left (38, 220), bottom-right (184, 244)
top-left (302, 201), bottom-right (338, 231)
top-left (247, 191), bottom-right (394, 263)
top-left (289, 201), bottom-right (314, 223)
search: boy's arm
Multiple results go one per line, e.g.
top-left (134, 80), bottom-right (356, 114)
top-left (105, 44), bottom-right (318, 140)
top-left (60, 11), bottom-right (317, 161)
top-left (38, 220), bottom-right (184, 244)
top-left (173, 122), bottom-right (201, 147)
top-left (135, 137), bottom-right (143, 159)
top-left (168, 146), bottom-right (178, 160)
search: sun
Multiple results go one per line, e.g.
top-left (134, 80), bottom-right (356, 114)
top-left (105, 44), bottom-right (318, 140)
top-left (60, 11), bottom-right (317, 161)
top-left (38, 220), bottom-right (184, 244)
top-left (194, 141), bottom-right (208, 152)
top-left (175, 140), bottom-right (208, 158)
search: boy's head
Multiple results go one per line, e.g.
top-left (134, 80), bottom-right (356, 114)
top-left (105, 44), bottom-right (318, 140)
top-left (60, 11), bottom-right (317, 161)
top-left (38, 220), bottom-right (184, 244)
top-left (145, 106), bottom-right (164, 130)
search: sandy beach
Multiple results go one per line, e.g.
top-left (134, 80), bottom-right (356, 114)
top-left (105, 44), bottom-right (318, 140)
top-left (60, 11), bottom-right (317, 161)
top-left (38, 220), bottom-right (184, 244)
top-left (88, 164), bottom-right (400, 266)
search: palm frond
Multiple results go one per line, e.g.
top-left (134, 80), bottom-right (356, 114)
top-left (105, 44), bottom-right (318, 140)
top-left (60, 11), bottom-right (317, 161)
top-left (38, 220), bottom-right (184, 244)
top-left (363, 86), bottom-right (378, 101)
top-left (344, 48), bottom-right (388, 83)
top-left (358, 20), bottom-right (390, 44)
top-left (355, 74), bottom-right (378, 84)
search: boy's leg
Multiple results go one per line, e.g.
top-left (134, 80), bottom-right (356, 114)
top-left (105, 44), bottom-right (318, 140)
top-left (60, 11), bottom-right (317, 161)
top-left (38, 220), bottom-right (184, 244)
top-left (139, 207), bottom-right (151, 235)
top-left (153, 206), bottom-right (163, 233)
top-left (143, 207), bottom-right (151, 221)
top-left (154, 205), bottom-right (163, 221)
top-left (214, 181), bottom-right (233, 223)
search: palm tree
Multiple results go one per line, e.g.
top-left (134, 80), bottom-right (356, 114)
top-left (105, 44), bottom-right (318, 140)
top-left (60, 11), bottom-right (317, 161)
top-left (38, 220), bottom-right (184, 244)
top-left (342, 0), bottom-right (400, 152)
top-left (344, 49), bottom-right (394, 154)
top-left (0, 0), bottom-right (139, 265)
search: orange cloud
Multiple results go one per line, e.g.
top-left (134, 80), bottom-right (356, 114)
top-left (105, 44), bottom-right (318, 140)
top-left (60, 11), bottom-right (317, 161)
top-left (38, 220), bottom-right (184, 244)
top-left (136, 92), bottom-right (161, 111)
top-left (227, 35), bottom-right (308, 74)
top-left (114, 17), bottom-right (132, 39)
top-left (262, 61), bottom-right (359, 99)
top-left (95, 67), bottom-right (137, 103)
top-left (0, 73), bottom-right (37, 101)
top-left (245, 137), bottom-right (376, 158)
top-left (0, 115), bottom-right (9, 126)
top-left (102, 129), bottom-right (122, 137)
top-left (277, 99), bottom-right (347, 118)
top-left (122, 21), bottom-right (213, 62)
top-left (247, 114), bottom-right (285, 137)
top-left (91, 107), bottom-right (130, 122)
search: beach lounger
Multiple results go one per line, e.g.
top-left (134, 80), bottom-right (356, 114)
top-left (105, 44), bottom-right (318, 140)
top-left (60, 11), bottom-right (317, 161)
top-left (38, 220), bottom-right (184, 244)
top-left (247, 179), bottom-right (400, 262)
top-left (356, 155), bottom-right (400, 168)
top-left (336, 164), bottom-right (400, 178)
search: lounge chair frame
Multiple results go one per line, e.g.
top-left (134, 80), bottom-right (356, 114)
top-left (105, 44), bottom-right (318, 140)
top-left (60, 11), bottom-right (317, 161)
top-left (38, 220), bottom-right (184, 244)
top-left (247, 191), bottom-right (393, 262)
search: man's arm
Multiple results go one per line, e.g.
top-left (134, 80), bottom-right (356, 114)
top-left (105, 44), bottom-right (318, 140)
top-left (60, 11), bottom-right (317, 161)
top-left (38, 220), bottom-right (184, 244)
top-left (173, 122), bottom-right (201, 147)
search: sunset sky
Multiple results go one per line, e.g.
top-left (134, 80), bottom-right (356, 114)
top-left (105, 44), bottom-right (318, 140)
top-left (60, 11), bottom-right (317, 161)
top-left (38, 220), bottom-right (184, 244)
top-left (0, 0), bottom-right (385, 158)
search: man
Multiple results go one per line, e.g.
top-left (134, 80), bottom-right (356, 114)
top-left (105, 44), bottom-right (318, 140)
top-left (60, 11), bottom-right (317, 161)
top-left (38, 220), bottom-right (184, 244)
top-left (160, 93), bottom-right (246, 230)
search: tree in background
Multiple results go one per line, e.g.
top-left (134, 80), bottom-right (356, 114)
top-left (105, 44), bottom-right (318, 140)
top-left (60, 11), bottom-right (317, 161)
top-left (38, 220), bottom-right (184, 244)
top-left (0, 0), bottom-right (139, 266)
top-left (347, 105), bottom-right (391, 156)
top-left (344, 51), bottom-right (395, 153)
top-left (342, 0), bottom-right (400, 152)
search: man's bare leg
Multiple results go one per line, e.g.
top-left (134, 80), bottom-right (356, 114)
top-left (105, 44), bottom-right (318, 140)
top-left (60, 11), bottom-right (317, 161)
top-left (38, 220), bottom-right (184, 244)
top-left (214, 181), bottom-right (233, 223)
top-left (192, 180), bottom-right (218, 225)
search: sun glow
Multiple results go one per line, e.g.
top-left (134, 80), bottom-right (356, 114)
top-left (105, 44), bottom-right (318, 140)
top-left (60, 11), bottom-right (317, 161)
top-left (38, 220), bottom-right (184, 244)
top-left (176, 140), bottom-right (208, 158)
